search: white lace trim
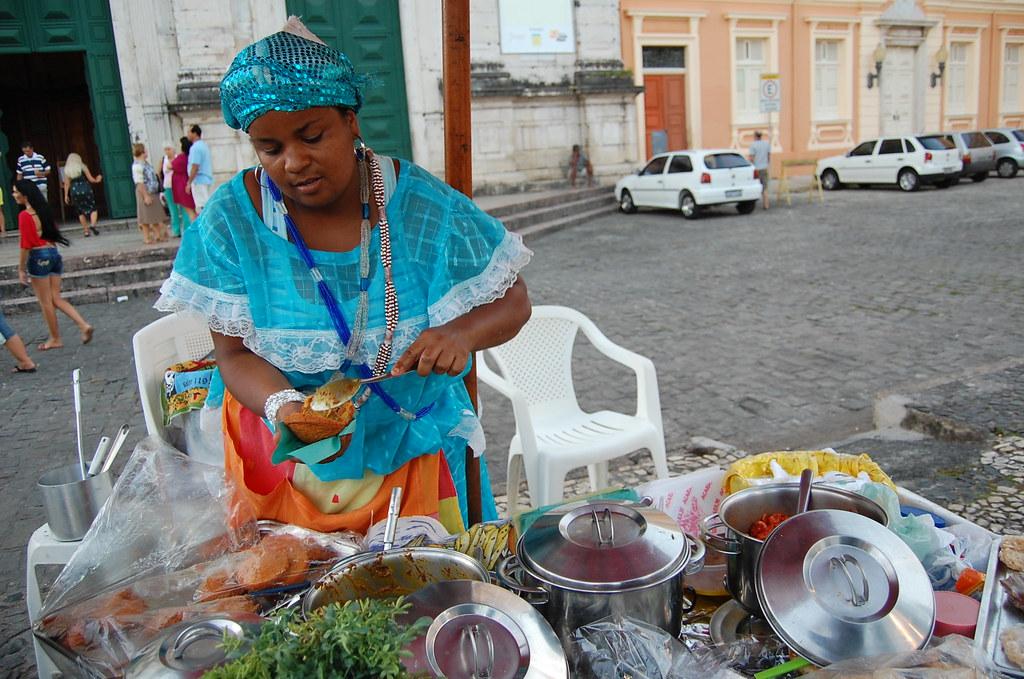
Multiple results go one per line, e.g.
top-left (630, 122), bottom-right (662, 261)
top-left (428, 230), bottom-right (532, 326)
top-left (155, 272), bottom-right (254, 337)
top-left (155, 272), bottom-right (431, 374)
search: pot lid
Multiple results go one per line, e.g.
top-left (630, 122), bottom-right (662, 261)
top-left (518, 501), bottom-right (690, 592)
top-left (126, 616), bottom-right (262, 678)
top-left (755, 510), bottom-right (935, 667)
top-left (399, 580), bottom-right (567, 679)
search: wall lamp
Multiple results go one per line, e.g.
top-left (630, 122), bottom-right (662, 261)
top-left (867, 44), bottom-right (886, 89)
top-left (930, 46), bottom-right (949, 88)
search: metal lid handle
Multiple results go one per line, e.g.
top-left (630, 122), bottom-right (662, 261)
top-left (462, 623), bottom-right (495, 678)
top-left (829, 554), bottom-right (869, 607)
top-left (700, 513), bottom-right (741, 556)
top-left (592, 507), bottom-right (616, 546)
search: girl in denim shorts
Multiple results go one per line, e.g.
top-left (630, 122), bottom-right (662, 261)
top-left (14, 179), bottom-right (94, 351)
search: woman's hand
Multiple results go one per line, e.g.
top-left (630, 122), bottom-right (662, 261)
top-left (18, 269), bottom-right (28, 285)
top-left (95, 174), bottom-right (103, 183)
top-left (144, 195), bottom-right (153, 206)
top-left (392, 324), bottom-right (473, 377)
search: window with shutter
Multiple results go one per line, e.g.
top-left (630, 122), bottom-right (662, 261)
top-left (1004, 44), bottom-right (1021, 112)
top-left (947, 43), bottom-right (969, 114)
top-left (735, 38), bottom-right (767, 121)
top-left (814, 40), bottom-right (840, 119)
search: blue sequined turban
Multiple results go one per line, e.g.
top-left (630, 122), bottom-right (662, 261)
top-left (220, 31), bottom-right (370, 131)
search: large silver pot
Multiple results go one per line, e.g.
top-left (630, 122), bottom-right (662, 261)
top-left (302, 546), bottom-right (489, 617)
top-left (700, 483), bottom-right (888, 614)
top-left (495, 501), bottom-right (704, 653)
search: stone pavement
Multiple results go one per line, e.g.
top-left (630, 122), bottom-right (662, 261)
top-left (1, 176), bottom-right (1022, 676)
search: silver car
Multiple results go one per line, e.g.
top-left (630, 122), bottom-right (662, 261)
top-left (983, 128), bottom-right (1024, 178)
top-left (920, 131), bottom-right (997, 183)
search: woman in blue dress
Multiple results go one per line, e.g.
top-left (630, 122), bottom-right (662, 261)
top-left (155, 19), bottom-right (531, 533)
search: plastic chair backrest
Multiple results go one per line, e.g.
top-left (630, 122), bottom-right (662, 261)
top-left (485, 307), bottom-right (581, 413)
top-left (133, 312), bottom-right (214, 441)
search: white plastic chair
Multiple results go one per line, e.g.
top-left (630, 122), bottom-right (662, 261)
top-left (477, 305), bottom-right (669, 510)
top-left (132, 311), bottom-right (215, 443)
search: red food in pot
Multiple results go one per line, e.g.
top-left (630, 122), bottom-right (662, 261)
top-left (749, 512), bottom-right (790, 540)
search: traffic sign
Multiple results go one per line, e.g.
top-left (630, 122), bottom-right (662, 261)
top-left (760, 73), bottom-right (781, 113)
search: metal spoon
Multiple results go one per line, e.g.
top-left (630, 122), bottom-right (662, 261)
top-left (100, 425), bottom-right (131, 474)
top-left (382, 486), bottom-right (403, 551)
top-left (72, 369), bottom-right (86, 479)
top-left (309, 373), bottom-right (397, 411)
top-left (796, 468), bottom-right (814, 515)
top-left (86, 436), bottom-right (111, 477)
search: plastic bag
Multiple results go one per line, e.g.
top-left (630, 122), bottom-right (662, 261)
top-left (571, 616), bottom-right (741, 679)
top-left (35, 439), bottom-right (360, 677)
top-left (801, 633), bottom-right (998, 677)
top-left (723, 450), bottom-right (896, 494)
top-left (166, 404), bottom-right (225, 467)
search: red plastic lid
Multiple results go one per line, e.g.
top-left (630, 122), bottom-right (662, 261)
top-left (933, 590), bottom-right (980, 638)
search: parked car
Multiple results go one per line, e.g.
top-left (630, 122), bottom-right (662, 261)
top-left (982, 128), bottom-right (1024, 178)
top-left (616, 149), bottom-right (763, 219)
top-left (816, 136), bottom-right (961, 192)
top-left (921, 130), bottom-right (997, 182)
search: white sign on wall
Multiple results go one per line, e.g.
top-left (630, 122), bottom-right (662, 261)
top-left (760, 73), bottom-right (782, 113)
top-left (498, 0), bottom-right (575, 54)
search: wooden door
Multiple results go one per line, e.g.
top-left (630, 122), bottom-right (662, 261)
top-left (881, 47), bottom-right (916, 136)
top-left (287, 0), bottom-right (413, 159)
top-left (644, 75), bottom-right (687, 159)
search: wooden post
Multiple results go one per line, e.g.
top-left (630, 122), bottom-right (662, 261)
top-left (442, 0), bottom-right (482, 527)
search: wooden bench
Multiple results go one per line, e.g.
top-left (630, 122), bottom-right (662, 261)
top-left (774, 158), bottom-right (824, 206)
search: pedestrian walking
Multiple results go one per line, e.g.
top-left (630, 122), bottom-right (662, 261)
top-left (160, 142), bottom-right (187, 237)
top-left (171, 137), bottom-right (197, 229)
top-left (132, 143), bottom-right (169, 244)
top-left (568, 144), bottom-right (594, 188)
top-left (16, 141), bottom-right (51, 201)
top-left (185, 124), bottom-right (214, 213)
top-left (62, 152), bottom-right (103, 238)
top-left (748, 131), bottom-right (771, 210)
top-left (0, 308), bottom-right (37, 373)
top-left (13, 179), bottom-right (94, 351)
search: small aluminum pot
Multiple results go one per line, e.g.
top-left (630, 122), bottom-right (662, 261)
top-left (495, 501), bottom-right (704, 652)
top-left (302, 546), bottom-right (489, 617)
top-left (700, 483), bottom-right (888, 614)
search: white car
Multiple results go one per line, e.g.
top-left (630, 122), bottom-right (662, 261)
top-left (816, 136), bottom-right (962, 192)
top-left (983, 128), bottom-right (1024, 178)
top-left (615, 149), bottom-right (763, 219)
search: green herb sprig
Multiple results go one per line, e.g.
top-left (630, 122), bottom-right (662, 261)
top-left (203, 597), bottom-right (430, 679)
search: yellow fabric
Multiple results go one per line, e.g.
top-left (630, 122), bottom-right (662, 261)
top-left (723, 450), bottom-right (896, 495)
top-left (291, 466), bottom-right (384, 514)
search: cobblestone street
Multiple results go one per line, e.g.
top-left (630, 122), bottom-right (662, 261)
top-left (1, 177), bottom-right (1022, 675)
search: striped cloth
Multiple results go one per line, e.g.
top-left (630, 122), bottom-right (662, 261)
top-left (17, 153), bottom-right (50, 192)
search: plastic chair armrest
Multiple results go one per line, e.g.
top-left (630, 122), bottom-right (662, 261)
top-left (477, 355), bottom-right (539, 452)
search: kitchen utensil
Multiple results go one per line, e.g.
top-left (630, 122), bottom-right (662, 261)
top-left (398, 580), bottom-right (568, 678)
top-left (382, 486), bottom-right (402, 551)
top-left (495, 500), bottom-right (704, 652)
top-left (100, 425), bottom-right (131, 474)
top-left (302, 546), bottom-right (489, 617)
top-left (125, 615), bottom-right (263, 678)
top-left (311, 373), bottom-right (396, 409)
top-left (756, 509), bottom-right (934, 667)
top-left (86, 436), bottom-right (111, 477)
top-left (72, 369), bottom-right (86, 479)
top-left (796, 468), bottom-right (813, 514)
top-left (38, 463), bottom-right (113, 541)
top-left (701, 483), bottom-right (887, 614)
top-left (975, 536), bottom-right (1024, 676)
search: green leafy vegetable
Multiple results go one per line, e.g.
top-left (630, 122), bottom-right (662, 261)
top-left (203, 597), bottom-right (429, 679)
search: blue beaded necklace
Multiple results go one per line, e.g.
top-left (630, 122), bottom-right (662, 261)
top-left (263, 147), bottom-right (432, 421)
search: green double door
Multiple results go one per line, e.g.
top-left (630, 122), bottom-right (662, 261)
top-left (285, 0), bottom-right (412, 159)
top-left (0, 0), bottom-right (134, 222)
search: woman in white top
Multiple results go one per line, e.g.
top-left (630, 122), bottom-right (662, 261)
top-left (160, 142), bottom-right (185, 237)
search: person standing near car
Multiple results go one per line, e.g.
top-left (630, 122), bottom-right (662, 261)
top-left (748, 131), bottom-right (771, 210)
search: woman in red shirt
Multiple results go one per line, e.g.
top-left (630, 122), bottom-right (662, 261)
top-left (14, 179), bottom-right (94, 350)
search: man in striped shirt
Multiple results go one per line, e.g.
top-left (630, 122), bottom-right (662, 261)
top-left (17, 141), bottom-right (51, 200)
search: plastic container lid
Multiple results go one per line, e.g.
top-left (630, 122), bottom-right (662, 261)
top-left (933, 590), bottom-right (980, 638)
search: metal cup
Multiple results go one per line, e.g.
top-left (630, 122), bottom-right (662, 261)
top-left (37, 464), bottom-right (113, 541)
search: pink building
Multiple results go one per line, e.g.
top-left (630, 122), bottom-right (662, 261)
top-left (619, 0), bottom-right (1024, 167)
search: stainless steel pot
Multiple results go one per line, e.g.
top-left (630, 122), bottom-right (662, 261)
top-left (302, 546), bottom-right (489, 617)
top-left (700, 483), bottom-right (888, 614)
top-left (495, 501), bottom-right (704, 652)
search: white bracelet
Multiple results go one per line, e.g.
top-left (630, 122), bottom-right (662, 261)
top-left (264, 389), bottom-right (306, 423)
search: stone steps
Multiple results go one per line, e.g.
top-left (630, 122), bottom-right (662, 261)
top-left (0, 188), bottom-right (616, 315)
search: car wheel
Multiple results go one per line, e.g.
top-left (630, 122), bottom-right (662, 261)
top-left (997, 159), bottom-right (1019, 178)
top-left (820, 169), bottom-right (840, 191)
top-left (619, 189), bottom-right (637, 214)
top-left (897, 168), bottom-right (920, 192)
top-left (680, 191), bottom-right (700, 219)
top-left (737, 200), bottom-right (756, 215)
top-left (971, 172), bottom-right (988, 183)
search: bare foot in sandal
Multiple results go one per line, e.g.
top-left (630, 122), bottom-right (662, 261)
top-left (81, 326), bottom-right (94, 345)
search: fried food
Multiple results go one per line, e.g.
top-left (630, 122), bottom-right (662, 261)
top-left (1000, 535), bottom-right (1024, 571)
top-left (1002, 625), bottom-right (1024, 668)
top-left (283, 397), bottom-right (356, 444)
top-left (749, 512), bottom-right (790, 540)
top-left (1002, 572), bottom-right (1024, 613)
